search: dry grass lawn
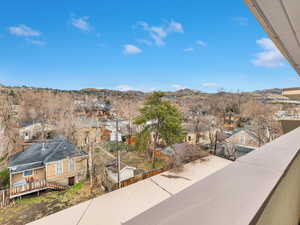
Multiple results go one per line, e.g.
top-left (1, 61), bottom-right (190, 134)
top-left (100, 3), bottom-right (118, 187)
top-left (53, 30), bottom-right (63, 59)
top-left (0, 181), bottom-right (104, 225)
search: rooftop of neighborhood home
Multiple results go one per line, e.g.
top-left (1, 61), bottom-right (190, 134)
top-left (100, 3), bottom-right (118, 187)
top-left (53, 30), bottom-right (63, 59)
top-left (229, 128), bottom-right (260, 141)
top-left (74, 99), bottom-right (112, 111)
top-left (159, 143), bottom-right (207, 157)
top-left (9, 139), bottom-right (87, 171)
top-left (105, 160), bottom-right (136, 173)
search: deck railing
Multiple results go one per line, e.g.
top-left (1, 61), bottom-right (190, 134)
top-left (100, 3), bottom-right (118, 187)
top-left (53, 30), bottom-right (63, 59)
top-left (9, 179), bottom-right (67, 198)
top-left (10, 179), bottom-right (47, 196)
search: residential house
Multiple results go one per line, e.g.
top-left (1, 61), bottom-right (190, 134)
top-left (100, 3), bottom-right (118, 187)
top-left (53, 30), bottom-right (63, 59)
top-left (215, 128), bottom-right (259, 160)
top-left (74, 118), bottom-right (133, 149)
top-left (225, 128), bottom-right (260, 147)
top-left (8, 139), bottom-right (88, 198)
top-left (74, 99), bottom-right (112, 120)
top-left (183, 123), bottom-right (198, 145)
top-left (223, 114), bottom-right (240, 131)
top-left (184, 133), bottom-right (197, 145)
top-left (74, 118), bottom-right (103, 148)
top-left (19, 121), bottom-right (55, 142)
top-left (105, 160), bottom-right (136, 184)
top-left (104, 120), bottom-right (130, 142)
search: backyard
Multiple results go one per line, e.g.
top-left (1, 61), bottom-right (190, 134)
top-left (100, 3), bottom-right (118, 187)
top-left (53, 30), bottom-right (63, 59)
top-left (0, 146), bottom-right (168, 225)
top-left (0, 181), bottom-right (104, 225)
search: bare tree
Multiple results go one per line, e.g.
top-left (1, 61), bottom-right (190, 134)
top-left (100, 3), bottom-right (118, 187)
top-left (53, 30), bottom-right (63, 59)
top-left (207, 116), bottom-right (224, 154)
top-left (240, 100), bottom-right (282, 145)
top-left (223, 141), bottom-right (237, 161)
top-left (0, 94), bottom-right (19, 158)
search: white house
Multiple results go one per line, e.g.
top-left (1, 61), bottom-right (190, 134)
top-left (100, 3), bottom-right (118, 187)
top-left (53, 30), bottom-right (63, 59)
top-left (104, 120), bottom-right (130, 142)
top-left (105, 160), bottom-right (136, 183)
top-left (19, 122), bottom-right (55, 142)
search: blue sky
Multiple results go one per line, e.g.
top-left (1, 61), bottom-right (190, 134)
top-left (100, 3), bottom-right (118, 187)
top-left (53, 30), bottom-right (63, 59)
top-left (1, 0), bottom-right (299, 92)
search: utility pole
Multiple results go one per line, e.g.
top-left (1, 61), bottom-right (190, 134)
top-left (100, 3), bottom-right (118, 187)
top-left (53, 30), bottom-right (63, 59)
top-left (88, 136), bottom-right (93, 187)
top-left (116, 118), bottom-right (121, 189)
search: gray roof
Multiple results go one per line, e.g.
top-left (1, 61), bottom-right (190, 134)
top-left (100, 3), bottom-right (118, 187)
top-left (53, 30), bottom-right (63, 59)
top-left (105, 160), bottom-right (128, 173)
top-left (9, 139), bottom-right (87, 172)
top-left (235, 145), bottom-right (256, 153)
top-left (160, 143), bottom-right (208, 161)
top-left (10, 162), bottom-right (44, 173)
top-left (160, 143), bottom-right (198, 157)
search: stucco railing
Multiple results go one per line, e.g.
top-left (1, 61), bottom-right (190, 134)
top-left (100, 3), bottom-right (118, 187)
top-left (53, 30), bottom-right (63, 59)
top-left (124, 127), bottom-right (300, 225)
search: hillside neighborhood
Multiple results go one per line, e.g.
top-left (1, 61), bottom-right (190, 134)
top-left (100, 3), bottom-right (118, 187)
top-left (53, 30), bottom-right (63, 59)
top-left (2, 0), bottom-right (300, 224)
top-left (0, 84), bottom-right (298, 224)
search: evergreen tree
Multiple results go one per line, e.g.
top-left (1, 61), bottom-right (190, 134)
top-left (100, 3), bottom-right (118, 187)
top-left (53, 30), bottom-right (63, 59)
top-left (134, 92), bottom-right (185, 166)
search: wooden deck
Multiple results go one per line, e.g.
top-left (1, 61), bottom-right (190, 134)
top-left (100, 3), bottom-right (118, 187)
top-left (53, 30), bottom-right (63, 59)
top-left (9, 180), bottom-right (67, 199)
top-left (0, 180), bottom-right (67, 208)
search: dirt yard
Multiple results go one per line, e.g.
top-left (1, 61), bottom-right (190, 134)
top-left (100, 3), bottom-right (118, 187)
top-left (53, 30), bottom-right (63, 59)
top-left (118, 151), bottom-right (166, 171)
top-left (0, 181), bottom-right (104, 225)
top-left (0, 148), bottom-right (166, 225)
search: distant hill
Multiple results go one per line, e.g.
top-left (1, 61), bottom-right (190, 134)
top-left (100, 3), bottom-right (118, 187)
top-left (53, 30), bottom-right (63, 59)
top-left (254, 88), bottom-right (282, 95)
top-left (2, 84), bottom-right (287, 101)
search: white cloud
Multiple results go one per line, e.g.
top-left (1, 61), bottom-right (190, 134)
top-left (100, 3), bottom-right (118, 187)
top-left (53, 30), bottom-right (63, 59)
top-left (138, 20), bottom-right (183, 46)
top-left (28, 39), bottom-right (46, 46)
top-left (123, 44), bottom-right (142, 55)
top-left (196, 40), bottom-right (207, 47)
top-left (167, 21), bottom-right (184, 33)
top-left (288, 77), bottom-right (298, 82)
top-left (201, 82), bottom-right (218, 88)
top-left (115, 85), bottom-right (155, 92)
top-left (252, 38), bottom-right (285, 68)
top-left (234, 17), bottom-right (249, 26)
top-left (8, 25), bottom-right (41, 37)
top-left (71, 16), bottom-right (92, 31)
top-left (171, 84), bottom-right (186, 90)
top-left (183, 48), bottom-right (194, 52)
top-left (116, 85), bottom-right (133, 91)
top-left (137, 39), bottom-right (152, 46)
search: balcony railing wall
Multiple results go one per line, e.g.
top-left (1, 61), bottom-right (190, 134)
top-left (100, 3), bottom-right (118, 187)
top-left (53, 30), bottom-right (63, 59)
top-left (124, 127), bottom-right (300, 225)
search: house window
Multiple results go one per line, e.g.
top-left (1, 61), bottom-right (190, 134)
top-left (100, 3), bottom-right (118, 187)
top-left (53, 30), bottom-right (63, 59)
top-left (56, 161), bottom-right (63, 175)
top-left (23, 170), bottom-right (33, 177)
top-left (240, 135), bottom-right (246, 145)
top-left (188, 136), bottom-right (192, 141)
top-left (69, 158), bottom-right (75, 172)
top-left (85, 135), bottom-right (89, 145)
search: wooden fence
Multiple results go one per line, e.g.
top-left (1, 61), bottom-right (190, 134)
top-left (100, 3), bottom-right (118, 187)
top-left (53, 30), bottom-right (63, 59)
top-left (107, 165), bottom-right (173, 191)
top-left (0, 189), bottom-right (10, 208)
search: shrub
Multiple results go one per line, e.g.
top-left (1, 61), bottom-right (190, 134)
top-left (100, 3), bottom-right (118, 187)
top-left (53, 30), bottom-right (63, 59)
top-left (106, 141), bottom-right (128, 152)
top-left (0, 168), bottom-right (10, 188)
